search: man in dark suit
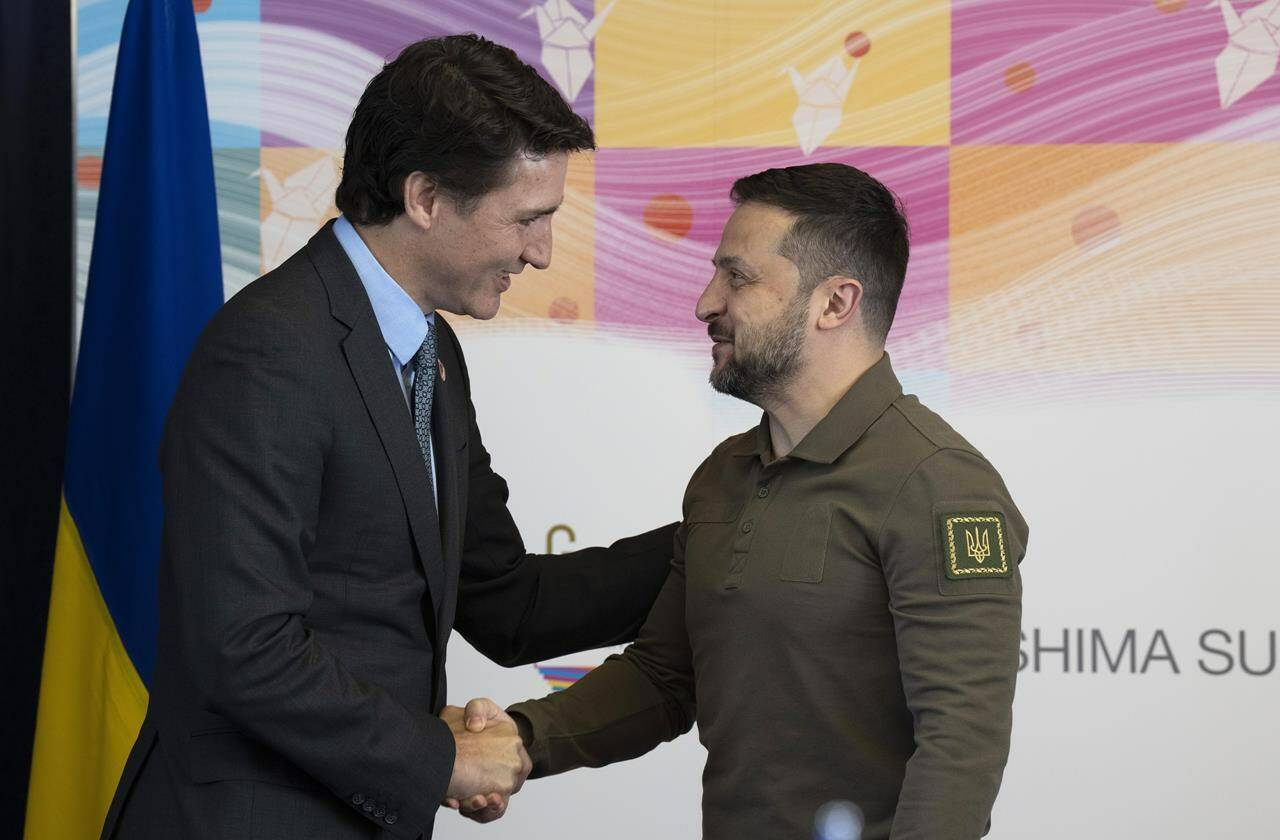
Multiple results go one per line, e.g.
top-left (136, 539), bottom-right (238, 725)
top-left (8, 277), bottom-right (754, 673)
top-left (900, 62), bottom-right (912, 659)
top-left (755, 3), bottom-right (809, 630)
top-left (101, 34), bottom-right (676, 839)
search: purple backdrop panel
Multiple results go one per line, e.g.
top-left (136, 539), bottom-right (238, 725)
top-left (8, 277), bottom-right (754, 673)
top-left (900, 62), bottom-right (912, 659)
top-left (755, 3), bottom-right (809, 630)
top-left (953, 0), bottom-right (1280, 144)
top-left (260, 0), bottom-right (597, 147)
top-left (593, 146), bottom-right (948, 366)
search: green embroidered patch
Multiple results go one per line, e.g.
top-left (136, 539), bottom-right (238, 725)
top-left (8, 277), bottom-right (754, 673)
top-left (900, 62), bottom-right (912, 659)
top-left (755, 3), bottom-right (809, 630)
top-left (939, 512), bottom-right (1011, 580)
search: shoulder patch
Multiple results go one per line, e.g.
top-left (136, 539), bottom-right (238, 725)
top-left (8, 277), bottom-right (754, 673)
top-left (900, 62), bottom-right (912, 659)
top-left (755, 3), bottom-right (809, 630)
top-left (938, 511), bottom-right (1011, 580)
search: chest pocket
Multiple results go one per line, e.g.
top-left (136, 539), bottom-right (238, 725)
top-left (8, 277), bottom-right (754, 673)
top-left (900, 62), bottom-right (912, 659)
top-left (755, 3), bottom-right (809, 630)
top-left (780, 502), bottom-right (832, 583)
top-left (684, 501), bottom-right (742, 562)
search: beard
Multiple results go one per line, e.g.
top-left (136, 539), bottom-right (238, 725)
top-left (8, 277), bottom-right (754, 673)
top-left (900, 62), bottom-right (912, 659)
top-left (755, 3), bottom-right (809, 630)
top-left (709, 291), bottom-right (809, 406)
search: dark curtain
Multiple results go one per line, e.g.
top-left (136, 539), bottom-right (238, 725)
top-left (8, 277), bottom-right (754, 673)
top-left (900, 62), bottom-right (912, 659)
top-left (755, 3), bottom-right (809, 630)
top-left (0, 0), bottom-right (73, 829)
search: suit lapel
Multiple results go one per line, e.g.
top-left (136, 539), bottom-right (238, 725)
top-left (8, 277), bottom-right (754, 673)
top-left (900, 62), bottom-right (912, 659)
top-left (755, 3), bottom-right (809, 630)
top-left (342, 322), bottom-right (447, 606)
top-left (307, 222), bottom-right (446, 616)
top-left (431, 320), bottom-right (467, 648)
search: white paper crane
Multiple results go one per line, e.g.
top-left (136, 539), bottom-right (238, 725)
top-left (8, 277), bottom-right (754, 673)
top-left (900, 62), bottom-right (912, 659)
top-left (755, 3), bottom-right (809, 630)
top-left (784, 55), bottom-right (861, 156)
top-left (520, 0), bottom-right (616, 102)
top-left (1207, 0), bottom-right (1280, 108)
top-left (254, 156), bottom-right (340, 271)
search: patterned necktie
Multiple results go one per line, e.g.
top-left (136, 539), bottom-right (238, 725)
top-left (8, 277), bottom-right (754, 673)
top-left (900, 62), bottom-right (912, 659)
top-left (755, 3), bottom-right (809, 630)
top-left (411, 323), bottom-right (437, 487)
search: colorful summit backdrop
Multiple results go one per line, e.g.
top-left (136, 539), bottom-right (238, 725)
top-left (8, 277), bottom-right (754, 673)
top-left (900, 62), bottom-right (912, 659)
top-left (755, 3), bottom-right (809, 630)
top-left (73, 1), bottom-right (1280, 839)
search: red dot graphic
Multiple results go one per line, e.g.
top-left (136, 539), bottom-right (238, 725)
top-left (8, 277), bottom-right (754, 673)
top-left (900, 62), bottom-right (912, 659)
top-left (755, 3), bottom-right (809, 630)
top-left (1071, 206), bottom-right (1121, 250)
top-left (844, 31), bottom-right (871, 59)
top-left (643, 194), bottom-right (693, 240)
top-left (1004, 62), bottom-right (1036, 94)
top-left (76, 156), bottom-right (103, 189)
top-left (548, 297), bottom-right (580, 322)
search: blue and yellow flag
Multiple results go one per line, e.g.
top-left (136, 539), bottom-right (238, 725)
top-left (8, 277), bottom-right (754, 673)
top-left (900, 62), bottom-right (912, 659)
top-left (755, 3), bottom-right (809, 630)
top-left (25, 0), bottom-right (222, 835)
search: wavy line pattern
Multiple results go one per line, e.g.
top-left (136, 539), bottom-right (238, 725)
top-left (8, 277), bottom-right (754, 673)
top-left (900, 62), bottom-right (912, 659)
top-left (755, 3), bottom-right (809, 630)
top-left (590, 146), bottom-right (950, 367)
top-left (946, 141), bottom-right (1280, 405)
top-left (261, 0), bottom-right (598, 128)
top-left (952, 0), bottom-right (1280, 143)
top-left (71, 0), bottom-right (1279, 405)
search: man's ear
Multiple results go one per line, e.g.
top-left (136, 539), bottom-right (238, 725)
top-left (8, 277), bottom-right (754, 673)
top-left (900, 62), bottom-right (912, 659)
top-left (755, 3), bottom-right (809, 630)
top-left (402, 172), bottom-right (440, 231)
top-left (816, 275), bottom-right (863, 331)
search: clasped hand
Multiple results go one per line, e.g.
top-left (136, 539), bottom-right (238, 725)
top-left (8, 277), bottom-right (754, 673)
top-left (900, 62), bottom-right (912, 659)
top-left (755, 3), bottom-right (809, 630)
top-left (441, 698), bottom-right (529, 824)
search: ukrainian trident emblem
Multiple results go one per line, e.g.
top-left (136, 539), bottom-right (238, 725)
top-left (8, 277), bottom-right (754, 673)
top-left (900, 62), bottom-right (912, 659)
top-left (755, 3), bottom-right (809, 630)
top-left (940, 513), bottom-right (1010, 580)
top-left (965, 527), bottom-right (992, 565)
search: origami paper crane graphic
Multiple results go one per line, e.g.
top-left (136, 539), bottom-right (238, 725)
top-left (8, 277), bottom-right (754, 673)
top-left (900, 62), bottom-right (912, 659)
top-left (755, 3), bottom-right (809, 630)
top-left (1207, 0), bottom-right (1280, 107)
top-left (520, 0), bottom-right (616, 102)
top-left (784, 54), bottom-right (861, 156)
top-left (254, 156), bottom-right (339, 271)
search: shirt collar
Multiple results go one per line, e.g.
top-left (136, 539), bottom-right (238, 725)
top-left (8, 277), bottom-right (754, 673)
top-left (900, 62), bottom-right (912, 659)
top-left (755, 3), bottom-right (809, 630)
top-left (740, 353), bottom-right (904, 466)
top-left (333, 215), bottom-right (434, 370)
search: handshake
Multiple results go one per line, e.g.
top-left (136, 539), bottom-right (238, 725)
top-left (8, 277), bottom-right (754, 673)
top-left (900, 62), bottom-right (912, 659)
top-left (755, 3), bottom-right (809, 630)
top-left (441, 698), bottom-right (529, 824)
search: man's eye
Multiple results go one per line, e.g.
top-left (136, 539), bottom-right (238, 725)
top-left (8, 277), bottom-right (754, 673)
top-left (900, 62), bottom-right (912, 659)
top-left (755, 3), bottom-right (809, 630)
top-left (519, 218), bottom-right (536, 227)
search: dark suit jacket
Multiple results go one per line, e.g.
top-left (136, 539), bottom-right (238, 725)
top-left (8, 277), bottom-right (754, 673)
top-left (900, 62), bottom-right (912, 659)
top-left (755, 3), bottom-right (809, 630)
top-left (101, 222), bottom-right (675, 840)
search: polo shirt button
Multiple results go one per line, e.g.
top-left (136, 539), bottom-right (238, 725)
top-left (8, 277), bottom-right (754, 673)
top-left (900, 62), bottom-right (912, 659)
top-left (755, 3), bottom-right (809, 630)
top-left (742, 520), bottom-right (754, 533)
top-left (757, 486), bottom-right (769, 498)
top-left (351, 792), bottom-right (365, 806)
top-left (385, 813), bottom-right (399, 825)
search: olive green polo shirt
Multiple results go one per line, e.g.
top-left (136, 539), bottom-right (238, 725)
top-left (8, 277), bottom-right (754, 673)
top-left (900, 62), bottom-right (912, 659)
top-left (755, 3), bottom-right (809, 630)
top-left (510, 354), bottom-right (1028, 840)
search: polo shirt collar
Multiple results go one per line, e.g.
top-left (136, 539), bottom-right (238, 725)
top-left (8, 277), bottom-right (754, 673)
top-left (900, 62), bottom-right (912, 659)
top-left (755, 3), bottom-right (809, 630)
top-left (744, 352), bottom-right (904, 465)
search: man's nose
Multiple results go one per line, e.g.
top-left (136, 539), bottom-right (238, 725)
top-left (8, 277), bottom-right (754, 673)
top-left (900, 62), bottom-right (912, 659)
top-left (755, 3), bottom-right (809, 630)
top-left (695, 276), bottom-right (724, 324)
top-left (522, 224), bottom-right (552, 271)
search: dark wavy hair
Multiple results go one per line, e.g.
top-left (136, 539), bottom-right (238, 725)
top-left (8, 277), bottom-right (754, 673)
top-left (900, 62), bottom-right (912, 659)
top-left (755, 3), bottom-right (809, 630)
top-left (730, 163), bottom-right (910, 344)
top-left (335, 34), bottom-right (595, 224)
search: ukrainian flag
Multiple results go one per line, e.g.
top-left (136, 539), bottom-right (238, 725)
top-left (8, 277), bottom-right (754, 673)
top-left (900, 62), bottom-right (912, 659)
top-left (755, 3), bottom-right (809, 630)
top-left (24, 0), bottom-right (223, 835)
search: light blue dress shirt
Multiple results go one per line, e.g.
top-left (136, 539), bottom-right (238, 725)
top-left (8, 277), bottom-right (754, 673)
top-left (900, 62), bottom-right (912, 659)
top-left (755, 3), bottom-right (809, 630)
top-left (333, 215), bottom-right (439, 505)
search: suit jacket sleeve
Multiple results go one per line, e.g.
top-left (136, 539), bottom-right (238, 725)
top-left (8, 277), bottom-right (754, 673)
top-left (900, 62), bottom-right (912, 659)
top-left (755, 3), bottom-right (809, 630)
top-left (440, 319), bottom-right (677, 666)
top-left (506, 521), bottom-right (696, 776)
top-left (164, 302), bottom-right (454, 839)
top-left (879, 448), bottom-right (1028, 840)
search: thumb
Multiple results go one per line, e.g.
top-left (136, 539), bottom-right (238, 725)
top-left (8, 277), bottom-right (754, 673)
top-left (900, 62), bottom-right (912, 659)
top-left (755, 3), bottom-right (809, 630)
top-left (465, 697), bottom-right (501, 732)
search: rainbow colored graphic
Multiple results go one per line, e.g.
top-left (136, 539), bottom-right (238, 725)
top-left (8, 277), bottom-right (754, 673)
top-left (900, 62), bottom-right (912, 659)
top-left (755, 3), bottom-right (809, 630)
top-left (536, 664), bottom-right (597, 692)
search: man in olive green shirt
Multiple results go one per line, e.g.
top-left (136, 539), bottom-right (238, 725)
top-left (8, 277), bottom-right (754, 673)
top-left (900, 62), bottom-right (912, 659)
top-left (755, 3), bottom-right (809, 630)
top-left (449, 163), bottom-right (1028, 839)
